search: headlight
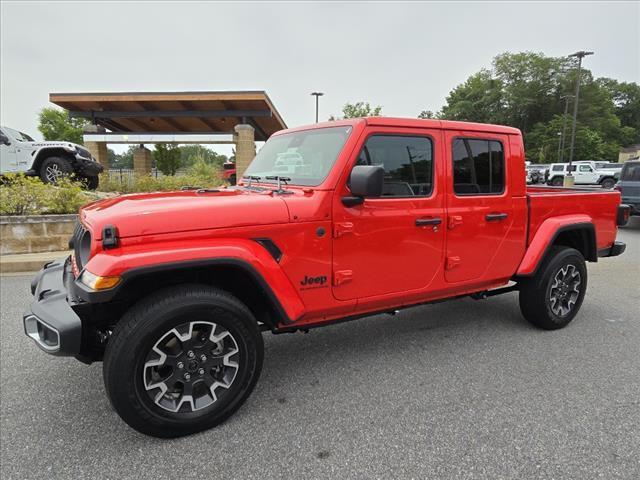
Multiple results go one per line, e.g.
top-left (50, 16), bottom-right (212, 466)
top-left (79, 270), bottom-right (121, 290)
top-left (75, 146), bottom-right (92, 159)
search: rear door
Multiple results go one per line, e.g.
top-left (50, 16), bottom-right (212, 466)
top-left (444, 131), bottom-right (520, 283)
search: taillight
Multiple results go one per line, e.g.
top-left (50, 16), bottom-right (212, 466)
top-left (617, 204), bottom-right (631, 226)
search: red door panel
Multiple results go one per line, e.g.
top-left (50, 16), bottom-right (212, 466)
top-left (444, 131), bottom-right (524, 283)
top-left (332, 127), bottom-right (445, 301)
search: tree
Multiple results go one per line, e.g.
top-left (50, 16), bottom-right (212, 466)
top-left (431, 51), bottom-right (639, 162)
top-left (38, 107), bottom-right (88, 145)
top-left (178, 145), bottom-right (227, 168)
top-left (154, 144), bottom-right (181, 175)
top-left (330, 102), bottom-right (382, 120)
top-left (109, 145), bottom-right (137, 169)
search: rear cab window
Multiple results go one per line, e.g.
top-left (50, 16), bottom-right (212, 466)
top-left (452, 138), bottom-right (504, 195)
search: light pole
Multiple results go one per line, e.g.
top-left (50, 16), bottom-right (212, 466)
top-left (565, 50), bottom-right (593, 187)
top-left (556, 131), bottom-right (562, 161)
top-left (558, 94), bottom-right (573, 163)
top-left (310, 92), bottom-right (324, 123)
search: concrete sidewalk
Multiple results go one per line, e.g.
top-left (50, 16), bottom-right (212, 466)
top-left (0, 251), bottom-right (69, 275)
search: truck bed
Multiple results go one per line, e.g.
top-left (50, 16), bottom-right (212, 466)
top-left (526, 186), bottom-right (620, 250)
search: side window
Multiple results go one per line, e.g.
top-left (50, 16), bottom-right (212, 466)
top-left (579, 164), bottom-right (592, 172)
top-left (452, 138), bottom-right (504, 195)
top-left (552, 165), bottom-right (564, 172)
top-left (356, 135), bottom-right (433, 197)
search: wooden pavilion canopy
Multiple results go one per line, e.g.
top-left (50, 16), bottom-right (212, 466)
top-left (49, 91), bottom-right (287, 141)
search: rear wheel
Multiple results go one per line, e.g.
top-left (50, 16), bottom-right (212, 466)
top-left (39, 156), bottom-right (72, 184)
top-left (518, 246), bottom-right (587, 330)
top-left (103, 285), bottom-right (263, 437)
top-left (550, 176), bottom-right (564, 187)
top-left (600, 177), bottom-right (615, 189)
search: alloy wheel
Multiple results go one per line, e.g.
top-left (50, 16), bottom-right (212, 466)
top-left (143, 321), bottom-right (240, 413)
top-left (548, 264), bottom-right (581, 317)
top-left (45, 163), bottom-right (63, 183)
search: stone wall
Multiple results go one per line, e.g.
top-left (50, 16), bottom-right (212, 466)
top-left (0, 215), bottom-right (76, 255)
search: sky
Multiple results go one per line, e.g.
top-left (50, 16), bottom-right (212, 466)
top-left (1, 0), bottom-right (639, 154)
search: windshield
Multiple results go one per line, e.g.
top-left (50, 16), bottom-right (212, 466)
top-left (244, 126), bottom-right (352, 186)
top-left (3, 127), bottom-right (34, 142)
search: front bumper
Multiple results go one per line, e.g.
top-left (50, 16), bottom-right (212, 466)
top-left (74, 156), bottom-right (104, 176)
top-left (23, 257), bottom-right (82, 356)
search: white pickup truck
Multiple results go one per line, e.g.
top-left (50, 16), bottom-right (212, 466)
top-left (546, 161), bottom-right (619, 188)
top-left (0, 126), bottom-right (103, 189)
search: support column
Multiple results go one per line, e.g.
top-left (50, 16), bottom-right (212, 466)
top-left (83, 125), bottom-right (109, 170)
top-left (133, 146), bottom-right (153, 176)
top-left (234, 124), bottom-right (256, 179)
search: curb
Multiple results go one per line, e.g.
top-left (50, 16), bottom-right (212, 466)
top-left (0, 251), bottom-right (70, 275)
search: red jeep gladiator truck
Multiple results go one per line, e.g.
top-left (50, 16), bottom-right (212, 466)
top-left (23, 117), bottom-right (629, 437)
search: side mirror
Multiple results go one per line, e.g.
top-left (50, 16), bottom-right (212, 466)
top-left (342, 165), bottom-right (384, 206)
top-left (0, 133), bottom-right (9, 146)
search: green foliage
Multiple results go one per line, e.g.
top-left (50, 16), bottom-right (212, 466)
top-left (97, 169), bottom-right (222, 194)
top-left (154, 144), bottom-right (182, 175)
top-left (330, 102), bottom-right (382, 120)
top-left (431, 51), bottom-right (639, 162)
top-left (0, 174), bottom-right (91, 215)
top-left (179, 145), bottom-right (227, 169)
top-left (45, 177), bottom-right (89, 214)
top-left (38, 107), bottom-right (88, 145)
top-left (109, 145), bottom-right (137, 169)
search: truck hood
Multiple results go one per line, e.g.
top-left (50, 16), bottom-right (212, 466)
top-left (80, 188), bottom-right (290, 239)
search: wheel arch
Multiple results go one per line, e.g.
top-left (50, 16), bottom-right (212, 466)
top-left (33, 148), bottom-right (75, 173)
top-left (81, 256), bottom-right (305, 331)
top-left (516, 218), bottom-right (596, 278)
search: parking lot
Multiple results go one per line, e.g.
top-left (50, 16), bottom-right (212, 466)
top-left (1, 220), bottom-right (638, 479)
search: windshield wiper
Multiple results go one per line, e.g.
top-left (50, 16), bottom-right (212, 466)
top-left (242, 175), bottom-right (262, 187)
top-left (265, 176), bottom-right (292, 194)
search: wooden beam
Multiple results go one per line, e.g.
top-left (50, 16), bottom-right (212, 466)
top-left (69, 109), bottom-right (272, 119)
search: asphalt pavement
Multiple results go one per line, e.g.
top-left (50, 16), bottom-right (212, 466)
top-left (1, 219), bottom-right (639, 479)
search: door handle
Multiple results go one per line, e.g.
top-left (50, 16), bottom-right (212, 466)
top-left (415, 217), bottom-right (442, 227)
top-left (485, 213), bottom-right (508, 222)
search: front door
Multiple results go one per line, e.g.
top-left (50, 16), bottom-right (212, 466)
top-left (574, 164), bottom-right (599, 184)
top-left (0, 129), bottom-right (17, 173)
top-left (444, 131), bottom-right (519, 283)
top-left (332, 129), bottom-right (445, 301)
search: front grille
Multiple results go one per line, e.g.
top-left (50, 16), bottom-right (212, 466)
top-left (69, 221), bottom-right (90, 272)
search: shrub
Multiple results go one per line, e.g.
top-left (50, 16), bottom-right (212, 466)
top-left (97, 170), bottom-right (222, 194)
top-left (46, 177), bottom-right (89, 214)
top-left (0, 174), bottom-right (92, 215)
top-left (0, 174), bottom-right (50, 215)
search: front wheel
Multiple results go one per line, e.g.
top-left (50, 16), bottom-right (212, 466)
top-left (518, 246), bottom-right (587, 330)
top-left (39, 156), bottom-right (72, 184)
top-left (103, 285), bottom-right (264, 437)
top-left (82, 175), bottom-right (99, 190)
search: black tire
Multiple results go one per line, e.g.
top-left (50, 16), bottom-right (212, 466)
top-left (103, 285), bottom-right (264, 438)
top-left (600, 177), bottom-right (615, 189)
top-left (39, 156), bottom-right (73, 184)
top-left (550, 176), bottom-right (564, 187)
top-left (82, 175), bottom-right (99, 190)
top-left (518, 246), bottom-right (587, 330)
